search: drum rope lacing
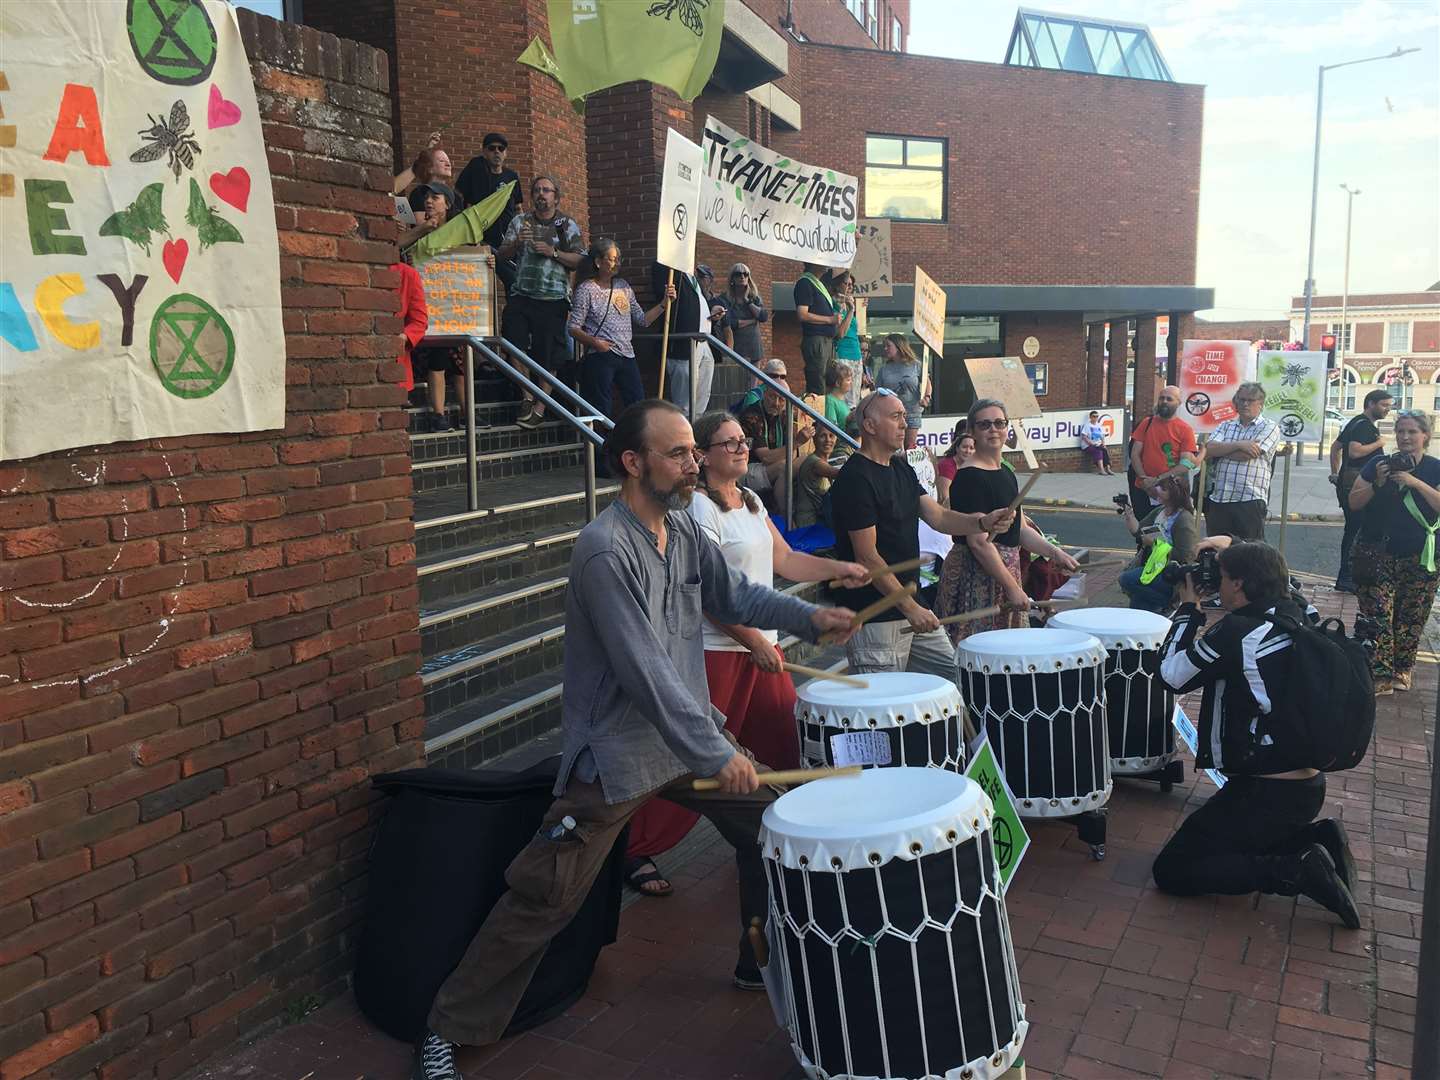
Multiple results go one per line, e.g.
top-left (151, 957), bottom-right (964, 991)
top-left (1099, 645), bottom-right (1177, 770)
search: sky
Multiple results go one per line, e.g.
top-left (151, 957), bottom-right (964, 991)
top-left (909, 0), bottom-right (1440, 321)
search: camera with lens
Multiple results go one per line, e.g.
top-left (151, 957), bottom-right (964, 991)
top-left (1386, 452), bottom-right (1418, 478)
top-left (1159, 547), bottom-right (1222, 593)
top-left (1353, 614), bottom-right (1381, 655)
top-left (1112, 492), bottom-right (1130, 515)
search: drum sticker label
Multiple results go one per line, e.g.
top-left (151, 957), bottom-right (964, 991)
top-left (1172, 705), bottom-right (1226, 789)
top-left (964, 739), bottom-right (1031, 892)
top-left (829, 730), bottom-right (892, 768)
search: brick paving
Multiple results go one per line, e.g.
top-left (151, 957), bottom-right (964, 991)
top-left (199, 582), bottom-right (1432, 1080)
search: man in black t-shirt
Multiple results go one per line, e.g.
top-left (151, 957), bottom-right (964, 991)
top-left (1329, 388), bottom-right (1392, 591)
top-left (831, 390), bottom-right (1012, 675)
top-left (455, 132), bottom-right (523, 288)
top-left (794, 263), bottom-right (840, 395)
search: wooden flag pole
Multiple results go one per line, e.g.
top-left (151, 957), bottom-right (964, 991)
top-left (656, 268), bottom-right (675, 399)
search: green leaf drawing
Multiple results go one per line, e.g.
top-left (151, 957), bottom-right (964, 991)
top-left (826, 170), bottom-right (836, 183)
top-left (842, 223), bottom-right (856, 233)
top-left (775, 158), bottom-right (791, 168)
top-left (735, 185), bottom-right (744, 201)
top-left (186, 178), bottom-right (243, 250)
top-left (728, 137), bottom-right (749, 149)
top-left (99, 182), bottom-right (169, 254)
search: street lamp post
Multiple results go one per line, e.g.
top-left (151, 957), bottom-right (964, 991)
top-left (1299, 46), bottom-right (1417, 459)
top-left (1337, 183), bottom-right (1359, 381)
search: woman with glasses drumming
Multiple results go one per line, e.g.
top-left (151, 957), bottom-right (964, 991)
top-left (723, 263), bottom-right (768, 374)
top-left (1348, 409), bottom-right (1440, 695)
top-left (621, 410), bottom-right (869, 899)
top-left (938, 398), bottom-right (1080, 641)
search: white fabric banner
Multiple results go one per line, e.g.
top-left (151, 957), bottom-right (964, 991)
top-left (0, 0), bottom-right (284, 461)
top-left (1258, 350), bottom-right (1327, 442)
top-left (656, 127), bottom-right (703, 274)
top-left (698, 115), bottom-right (858, 268)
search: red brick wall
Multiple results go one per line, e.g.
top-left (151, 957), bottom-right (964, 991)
top-left (0, 13), bottom-right (422, 1078)
top-left (1353, 322), bottom-right (1385, 355)
top-left (1193, 319), bottom-right (1289, 342)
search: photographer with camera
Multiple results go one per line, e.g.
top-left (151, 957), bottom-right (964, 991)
top-left (1348, 409), bottom-right (1440, 694)
top-left (1153, 542), bottom-right (1361, 928)
top-left (1115, 475), bottom-right (1199, 613)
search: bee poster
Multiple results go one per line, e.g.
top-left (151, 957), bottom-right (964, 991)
top-left (0, 0), bottom-right (283, 462)
top-left (1257, 350), bottom-right (1327, 443)
top-left (1177, 340), bottom-right (1257, 434)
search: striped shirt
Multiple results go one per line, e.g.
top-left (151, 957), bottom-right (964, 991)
top-left (1207, 416), bottom-right (1281, 504)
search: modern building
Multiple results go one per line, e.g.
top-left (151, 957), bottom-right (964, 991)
top-left (1290, 285), bottom-right (1440, 412)
top-left (294, 0), bottom-right (1211, 458)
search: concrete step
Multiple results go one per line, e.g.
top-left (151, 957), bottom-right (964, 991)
top-left (410, 442), bottom-right (586, 492)
top-left (408, 419), bottom-right (577, 462)
top-left (420, 573), bottom-right (568, 660)
top-left (418, 529), bottom-right (578, 607)
top-left (414, 474), bottom-right (619, 553)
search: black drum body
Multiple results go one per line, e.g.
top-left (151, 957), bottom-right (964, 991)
top-left (1104, 644), bottom-right (1177, 774)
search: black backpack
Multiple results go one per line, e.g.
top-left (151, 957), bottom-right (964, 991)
top-left (1264, 612), bottom-right (1375, 772)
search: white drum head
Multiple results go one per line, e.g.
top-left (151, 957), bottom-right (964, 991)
top-left (1049, 606), bottom-right (1171, 651)
top-left (795, 670), bottom-right (962, 730)
top-left (955, 627), bottom-right (1107, 673)
top-left (761, 766), bottom-right (990, 871)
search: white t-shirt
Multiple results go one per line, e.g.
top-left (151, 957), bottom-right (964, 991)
top-left (688, 492), bottom-right (777, 651)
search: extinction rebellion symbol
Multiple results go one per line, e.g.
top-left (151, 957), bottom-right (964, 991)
top-left (150, 293), bottom-right (236, 399)
top-left (672, 203), bottom-right (688, 241)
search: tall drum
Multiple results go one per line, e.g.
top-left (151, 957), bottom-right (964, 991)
top-left (797, 671), bottom-right (967, 772)
top-left (955, 628), bottom-right (1111, 819)
top-left (1048, 607), bottom-right (1181, 784)
top-left (761, 768), bottom-right (1028, 1080)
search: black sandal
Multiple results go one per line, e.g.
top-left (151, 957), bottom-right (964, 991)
top-left (624, 857), bottom-right (673, 898)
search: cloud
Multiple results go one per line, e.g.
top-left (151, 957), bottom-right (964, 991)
top-left (1152, 0), bottom-right (1439, 63)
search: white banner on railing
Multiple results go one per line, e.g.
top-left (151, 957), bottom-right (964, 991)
top-left (697, 115), bottom-right (858, 268)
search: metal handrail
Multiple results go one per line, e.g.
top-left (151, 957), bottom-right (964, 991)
top-left (489, 336), bottom-right (615, 433)
top-left (419, 334), bottom-right (607, 521)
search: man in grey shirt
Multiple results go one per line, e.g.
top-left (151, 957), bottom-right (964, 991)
top-left (415, 401), bottom-right (858, 1079)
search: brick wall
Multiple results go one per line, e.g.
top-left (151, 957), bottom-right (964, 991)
top-left (0, 13), bottom-right (422, 1079)
top-left (1193, 319), bottom-right (1289, 342)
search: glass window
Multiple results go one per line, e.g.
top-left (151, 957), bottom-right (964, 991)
top-left (1331, 322), bottom-right (1353, 352)
top-left (1388, 322), bottom-right (1411, 353)
top-left (865, 135), bottom-right (946, 222)
top-left (892, 16), bottom-right (903, 51)
top-left (866, 314), bottom-right (1002, 417)
top-left (866, 0), bottom-right (878, 40)
top-left (1329, 368), bottom-right (1358, 412)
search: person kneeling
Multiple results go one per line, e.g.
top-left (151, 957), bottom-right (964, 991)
top-left (1153, 542), bottom-right (1360, 928)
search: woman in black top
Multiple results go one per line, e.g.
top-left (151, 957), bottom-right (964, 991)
top-left (1348, 410), bottom-right (1440, 693)
top-left (937, 399), bottom-right (1079, 641)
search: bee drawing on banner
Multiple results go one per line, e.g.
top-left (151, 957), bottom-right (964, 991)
top-left (645, 0), bottom-right (709, 36)
top-left (131, 100), bottom-right (202, 180)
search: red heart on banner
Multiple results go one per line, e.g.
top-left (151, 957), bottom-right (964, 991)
top-left (209, 168), bottom-right (251, 213)
top-left (163, 238), bottom-right (188, 283)
top-left (208, 85), bottom-right (242, 128)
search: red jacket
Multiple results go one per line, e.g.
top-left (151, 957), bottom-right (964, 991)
top-left (393, 261), bottom-right (427, 391)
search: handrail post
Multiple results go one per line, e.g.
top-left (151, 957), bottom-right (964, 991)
top-left (463, 342), bottom-right (479, 512)
top-left (689, 339), bottom-right (698, 419)
top-left (784, 400), bottom-right (795, 531)
top-left (583, 418), bottom-right (598, 523)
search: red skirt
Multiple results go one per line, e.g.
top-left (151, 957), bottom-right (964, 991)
top-left (625, 648), bottom-right (800, 860)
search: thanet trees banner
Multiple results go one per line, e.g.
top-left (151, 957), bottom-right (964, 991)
top-left (698, 116), bottom-right (859, 269)
top-left (0, 0), bottom-right (283, 462)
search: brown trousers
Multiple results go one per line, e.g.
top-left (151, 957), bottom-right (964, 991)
top-left (427, 773), bottom-right (776, 1047)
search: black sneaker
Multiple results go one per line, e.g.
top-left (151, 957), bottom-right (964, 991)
top-left (733, 965), bottom-right (765, 991)
top-left (1334, 579), bottom-right (1356, 594)
top-left (1296, 843), bottom-right (1361, 930)
top-left (1308, 819), bottom-right (1357, 893)
top-left (413, 1031), bottom-right (462, 1080)
top-left (429, 412), bottom-right (454, 433)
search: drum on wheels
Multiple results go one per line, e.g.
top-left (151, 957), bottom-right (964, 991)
top-left (760, 767), bottom-right (1028, 1080)
top-left (1048, 607), bottom-right (1183, 789)
top-left (797, 671), bottom-right (967, 772)
top-left (955, 627), bottom-right (1111, 858)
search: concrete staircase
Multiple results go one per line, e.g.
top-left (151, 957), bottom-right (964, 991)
top-left (410, 363), bottom-right (841, 772)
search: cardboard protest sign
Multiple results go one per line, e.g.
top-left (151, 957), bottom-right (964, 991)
top-left (911, 265), bottom-right (946, 357)
top-left (964, 739), bottom-right (1031, 891)
top-left (1177, 340), bottom-right (1257, 434)
top-left (418, 253), bottom-right (497, 338)
top-left (0, 0), bottom-right (284, 461)
top-left (851, 218), bottom-right (892, 297)
top-left (656, 128), bottom-right (703, 275)
top-left (1258, 350), bottom-right (1327, 441)
top-left (964, 357), bottom-right (1043, 419)
top-left (699, 116), bottom-right (858, 269)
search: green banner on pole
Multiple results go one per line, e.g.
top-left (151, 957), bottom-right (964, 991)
top-left (546, 0), bottom-right (725, 103)
top-left (964, 739), bottom-right (1031, 892)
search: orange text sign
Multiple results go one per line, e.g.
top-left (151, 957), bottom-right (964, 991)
top-left (418, 252), bottom-right (496, 338)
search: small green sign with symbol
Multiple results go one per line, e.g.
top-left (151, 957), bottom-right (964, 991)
top-left (964, 738), bottom-right (1030, 892)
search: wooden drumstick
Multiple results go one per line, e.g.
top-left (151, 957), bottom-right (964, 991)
top-left (748, 917), bottom-right (770, 969)
top-left (690, 765), bottom-right (863, 791)
top-left (828, 557), bottom-right (922, 588)
top-left (822, 583), bottom-right (917, 643)
top-left (901, 605), bottom-right (1003, 634)
top-left (1006, 470), bottom-right (1043, 514)
top-left (781, 662), bottom-right (868, 688)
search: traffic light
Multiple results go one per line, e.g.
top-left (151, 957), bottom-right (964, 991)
top-left (1321, 332), bottom-right (1337, 369)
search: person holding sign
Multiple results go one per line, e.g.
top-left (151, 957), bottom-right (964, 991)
top-left (939, 400), bottom-right (1079, 642)
top-left (568, 239), bottom-right (676, 428)
top-left (621, 410), bottom-right (869, 898)
top-left (498, 177), bottom-right (586, 429)
top-left (1348, 409), bottom-right (1440, 694)
top-left (1128, 386), bottom-right (1199, 519)
top-left (1203, 383), bottom-right (1281, 540)
top-left (830, 390), bottom-right (1015, 676)
top-left (795, 263), bottom-right (840, 395)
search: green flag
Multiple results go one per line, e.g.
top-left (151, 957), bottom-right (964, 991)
top-left (517, 35), bottom-right (585, 114)
top-left (547, 0), bottom-right (725, 103)
top-left (408, 181), bottom-right (517, 265)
